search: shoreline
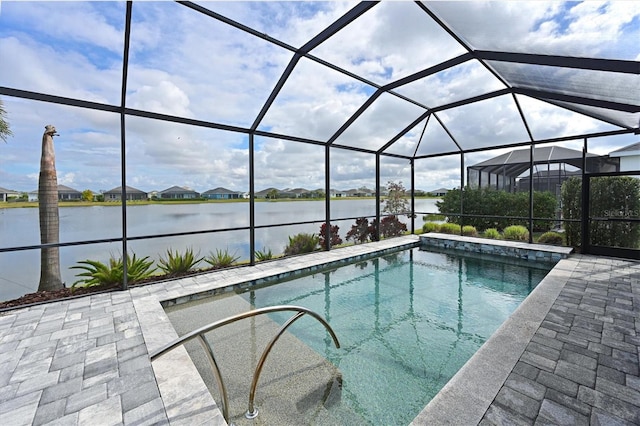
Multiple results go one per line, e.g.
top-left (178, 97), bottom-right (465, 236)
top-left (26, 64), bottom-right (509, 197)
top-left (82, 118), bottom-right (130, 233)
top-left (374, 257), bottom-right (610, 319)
top-left (0, 196), bottom-right (440, 209)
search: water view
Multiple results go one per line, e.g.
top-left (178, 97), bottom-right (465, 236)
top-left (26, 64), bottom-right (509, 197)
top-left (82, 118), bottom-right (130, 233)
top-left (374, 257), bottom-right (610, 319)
top-left (0, 198), bottom-right (438, 301)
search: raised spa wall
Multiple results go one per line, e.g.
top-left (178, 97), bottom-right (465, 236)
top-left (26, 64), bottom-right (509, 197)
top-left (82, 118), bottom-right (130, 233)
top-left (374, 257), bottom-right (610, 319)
top-left (419, 233), bottom-right (573, 263)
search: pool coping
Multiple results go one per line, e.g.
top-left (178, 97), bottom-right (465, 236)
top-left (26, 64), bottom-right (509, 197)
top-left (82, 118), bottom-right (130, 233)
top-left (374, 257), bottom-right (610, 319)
top-left (0, 234), bottom-right (581, 425)
top-left (3, 236), bottom-right (635, 425)
top-left (134, 234), bottom-right (573, 425)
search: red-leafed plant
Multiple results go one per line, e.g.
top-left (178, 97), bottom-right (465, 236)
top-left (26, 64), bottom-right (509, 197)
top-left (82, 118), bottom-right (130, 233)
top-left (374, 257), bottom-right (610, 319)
top-left (319, 223), bottom-right (342, 249)
top-left (346, 217), bottom-right (370, 244)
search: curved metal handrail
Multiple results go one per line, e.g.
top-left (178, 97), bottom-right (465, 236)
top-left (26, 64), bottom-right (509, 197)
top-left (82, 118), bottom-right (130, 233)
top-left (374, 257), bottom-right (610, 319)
top-left (149, 305), bottom-right (340, 424)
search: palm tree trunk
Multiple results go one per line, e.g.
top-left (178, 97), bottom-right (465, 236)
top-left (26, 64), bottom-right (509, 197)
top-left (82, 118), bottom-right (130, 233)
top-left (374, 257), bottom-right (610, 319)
top-left (38, 125), bottom-right (63, 291)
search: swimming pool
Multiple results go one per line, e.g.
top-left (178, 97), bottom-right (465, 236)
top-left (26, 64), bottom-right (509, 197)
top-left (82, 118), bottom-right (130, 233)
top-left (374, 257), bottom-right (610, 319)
top-left (166, 247), bottom-right (554, 425)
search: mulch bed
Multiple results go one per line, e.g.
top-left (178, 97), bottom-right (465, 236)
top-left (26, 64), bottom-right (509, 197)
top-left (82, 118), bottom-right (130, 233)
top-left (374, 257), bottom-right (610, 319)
top-left (0, 285), bottom-right (119, 310)
top-left (0, 269), bottom-right (219, 311)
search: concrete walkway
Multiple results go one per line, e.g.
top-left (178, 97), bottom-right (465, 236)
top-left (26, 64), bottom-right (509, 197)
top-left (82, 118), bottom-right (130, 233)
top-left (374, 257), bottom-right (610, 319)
top-left (0, 235), bottom-right (637, 425)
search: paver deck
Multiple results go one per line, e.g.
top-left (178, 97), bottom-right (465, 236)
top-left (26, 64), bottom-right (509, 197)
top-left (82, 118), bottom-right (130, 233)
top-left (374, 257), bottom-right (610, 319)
top-left (0, 235), bottom-right (638, 425)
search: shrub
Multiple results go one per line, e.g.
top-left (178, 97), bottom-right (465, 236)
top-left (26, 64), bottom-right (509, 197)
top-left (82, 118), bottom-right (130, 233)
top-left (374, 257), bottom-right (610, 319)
top-left (503, 225), bottom-right (529, 241)
top-left (254, 247), bottom-right (273, 261)
top-left (537, 231), bottom-right (564, 246)
top-left (462, 225), bottom-right (478, 237)
top-left (346, 217), bottom-right (370, 244)
top-left (483, 228), bottom-right (501, 239)
top-left (561, 177), bottom-right (582, 248)
top-left (439, 223), bottom-right (462, 235)
top-left (284, 233), bottom-right (319, 255)
top-left (437, 187), bottom-right (556, 231)
top-left (373, 215), bottom-right (408, 239)
top-left (205, 248), bottom-right (240, 269)
top-left (71, 252), bottom-right (156, 289)
top-left (319, 223), bottom-right (342, 249)
top-left (423, 213), bottom-right (446, 221)
top-left (158, 247), bottom-right (203, 276)
top-left (561, 176), bottom-right (640, 249)
top-left (422, 222), bottom-right (441, 233)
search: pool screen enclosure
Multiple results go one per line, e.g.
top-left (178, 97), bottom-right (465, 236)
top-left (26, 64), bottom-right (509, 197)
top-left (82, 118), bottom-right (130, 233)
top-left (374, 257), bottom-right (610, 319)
top-left (0, 1), bottom-right (638, 291)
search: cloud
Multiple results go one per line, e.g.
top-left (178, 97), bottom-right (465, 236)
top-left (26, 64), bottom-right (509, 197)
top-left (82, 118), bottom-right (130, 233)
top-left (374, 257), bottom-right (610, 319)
top-left (0, 1), bottom-right (636, 196)
top-left (126, 1), bottom-right (292, 127)
top-left (336, 93), bottom-right (426, 151)
top-left (258, 57), bottom-right (371, 140)
top-left (312, 2), bottom-right (467, 84)
top-left (254, 137), bottom-right (325, 189)
top-left (2, 2), bottom-right (124, 53)
top-left (0, 95), bottom-right (125, 191)
top-left (427, 1), bottom-right (640, 59)
top-left (122, 116), bottom-right (252, 191)
top-left (517, 96), bottom-right (619, 142)
top-left (128, 80), bottom-right (192, 117)
top-left (0, 36), bottom-right (122, 104)
top-left (396, 61), bottom-right (506, 108)
top-left (199, 2), bottom-right (355, 49)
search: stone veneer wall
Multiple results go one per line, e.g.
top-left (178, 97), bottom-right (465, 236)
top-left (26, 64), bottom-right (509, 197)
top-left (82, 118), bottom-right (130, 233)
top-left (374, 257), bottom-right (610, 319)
top-left (419, 234), bottom-right (572, 263)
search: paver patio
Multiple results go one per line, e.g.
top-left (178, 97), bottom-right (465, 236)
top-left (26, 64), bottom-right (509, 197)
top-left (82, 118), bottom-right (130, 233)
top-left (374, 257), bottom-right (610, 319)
top-left (0, 235), bottom-right (638, 425)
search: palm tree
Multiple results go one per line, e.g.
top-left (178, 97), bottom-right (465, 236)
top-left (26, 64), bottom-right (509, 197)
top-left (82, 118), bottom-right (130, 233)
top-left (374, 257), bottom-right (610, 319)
top-left (0, 99), bottom-right (12, 142)
top-left (38, 125), bottom-right (63, 291)
top-left (267, 189), bottom-right (279, 200)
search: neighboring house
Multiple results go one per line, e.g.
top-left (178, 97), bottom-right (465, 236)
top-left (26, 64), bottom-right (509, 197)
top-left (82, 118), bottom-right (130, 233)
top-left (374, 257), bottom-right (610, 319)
top-left (255, 188), bottom-right (279, 198)
top-left (26, 184), bottom-right (83, 201)
top-left (201, 187), bottom-right (243, 200)
top-left (359, 188), bottom-right (376, 197)
top-left (516, 169), bottom-right (582, 193)
top-left (428, 188), bottom-right (449, 197)
top-left (255, 187), bottom-right (324, 199)
top-left (278, 188), bottom-right (310, 198)
top-left (467, 146), bottom-right (606, 192)
top-left (329, 188), bottom-right (386, 197)
top-left (344, 188), bottom-right (375, 197)
top-left (103, 186), bottom-right (147, 201)
top-left (310, 188), bottom-right (325, 197)
top-left (159, 186), bottom-right (200, 199)
top-left (57, 184), bottom-right (83, 201)
top-left (608, 142), bottom-right (640, 174)
top-left (290, 188), bottom-right (311, 198)
top-left (0, 186), bottom-right (20, 202)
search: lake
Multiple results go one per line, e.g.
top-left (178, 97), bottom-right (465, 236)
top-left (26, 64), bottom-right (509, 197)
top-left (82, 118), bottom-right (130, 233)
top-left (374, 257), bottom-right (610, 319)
top-left (0, 198), bottom-right (439, 301)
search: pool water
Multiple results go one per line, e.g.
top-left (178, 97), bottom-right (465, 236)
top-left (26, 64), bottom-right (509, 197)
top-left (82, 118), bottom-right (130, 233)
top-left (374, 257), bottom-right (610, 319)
top-left (236, 247), bottom-right (553, 425)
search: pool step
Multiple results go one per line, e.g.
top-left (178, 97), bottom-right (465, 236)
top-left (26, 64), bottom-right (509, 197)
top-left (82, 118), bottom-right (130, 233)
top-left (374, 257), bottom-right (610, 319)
top-left (166, 293), bottom-right (367, 425)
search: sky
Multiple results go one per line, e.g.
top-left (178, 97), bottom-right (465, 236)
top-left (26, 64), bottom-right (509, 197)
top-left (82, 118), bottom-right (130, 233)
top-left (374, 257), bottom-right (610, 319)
top-left (0, 1), bottom-right (638, 194)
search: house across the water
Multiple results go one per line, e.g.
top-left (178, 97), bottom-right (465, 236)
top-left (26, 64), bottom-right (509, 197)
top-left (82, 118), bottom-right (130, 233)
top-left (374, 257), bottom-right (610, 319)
top-left (201, 187), bottom-right (244, 200)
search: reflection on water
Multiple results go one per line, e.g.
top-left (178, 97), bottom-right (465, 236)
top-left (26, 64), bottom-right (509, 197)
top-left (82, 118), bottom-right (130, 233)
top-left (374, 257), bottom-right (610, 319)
top-left (166, 212), bottom-right (201, 219)
top-left (0, 199), bottom-right (438, 300)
